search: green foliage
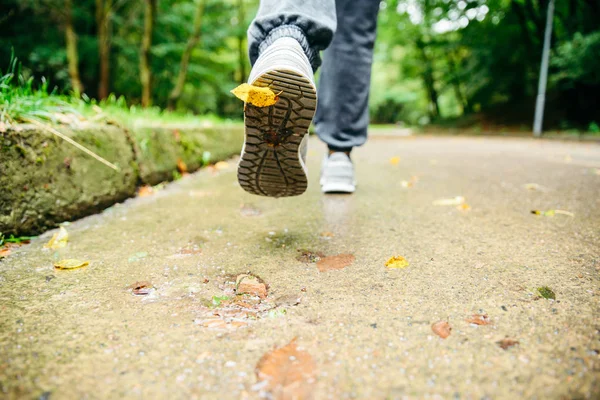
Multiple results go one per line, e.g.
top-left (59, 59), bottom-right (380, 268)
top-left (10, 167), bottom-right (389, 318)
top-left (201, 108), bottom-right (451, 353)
top-left (552, 32), bottom-right (600, 86)
top-left (1, 0), bottom-right (599, 129)
top-left (0, 53), bottom-right (79, 124)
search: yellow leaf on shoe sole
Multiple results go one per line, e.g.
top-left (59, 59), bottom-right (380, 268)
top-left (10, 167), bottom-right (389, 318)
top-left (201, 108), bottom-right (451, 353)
top-left (230, 83), bottom-right (279, 107)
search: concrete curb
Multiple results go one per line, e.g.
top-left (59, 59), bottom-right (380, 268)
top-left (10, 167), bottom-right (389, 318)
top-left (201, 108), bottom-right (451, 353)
top-left (0, 123), bottom-right (243, 236)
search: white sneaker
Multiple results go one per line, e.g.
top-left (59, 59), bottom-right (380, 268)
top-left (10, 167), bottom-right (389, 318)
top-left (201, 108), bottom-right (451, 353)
top-left (237, 37), bottom-right (317, 198)
top-left (320, 152), bottom-right (356, 194)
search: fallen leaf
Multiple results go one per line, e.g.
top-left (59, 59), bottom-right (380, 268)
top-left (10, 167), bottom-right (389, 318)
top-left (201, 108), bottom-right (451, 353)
top-left (231, 83), bottom-right (279, 107)
top-left (457, 203), bottom-right (471, 211)
top-left (130, 281), bottom-right (153, 295)
top-left (178, 246), bottom-right (202, 255)
top-left (44, 226), bottom-right (69, 249)
top-left (240, 204), bottom-right (262, 217)
top-left (236, 274), bottom-right (268, 299)
top-left (255, 339), bottom-right (316, 400)
top-left (296, 249), bottom-right (325, 263)
top-left (196, 318), bottom-right (247, 330)
top-left (0, 248), bottom-right (11, 258)
top-left (431, 321), bottom-right (452, 339)
top-left (433, 196), bottom-right (465, 206)
top-left (385, 255), bottom-right (409, 269)
top-left (176, 158), bottom-right (188, 174)
top-left (54, 259), bottom-right (89, 270)
top-left (316, 254), bottom-right (355, 272)
top-left (389, 156), bottom-right (400, 165)
top-left (138, 185), bottom-right (154, 197)
top-left (466, 314), bottom-right (491, 325)
top-left (537, 286), bottom-right (556, 300)
top-left (531, 209), bottom-right (574, 217)
top-left (401, 180), bottom-right (413, 188)
top-left (320, 231), bottom-right (335, 238)
top-left (214, 161), bottom-right (229, 170)
top-left (497, 338), bottom-right (519, 350)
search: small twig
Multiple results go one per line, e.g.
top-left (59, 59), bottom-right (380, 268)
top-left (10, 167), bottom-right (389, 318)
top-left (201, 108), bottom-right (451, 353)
top-left (25, 118), bottom-right (119, 171)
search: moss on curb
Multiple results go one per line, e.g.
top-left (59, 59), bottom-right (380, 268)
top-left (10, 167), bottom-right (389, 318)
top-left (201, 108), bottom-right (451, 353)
top-left (0, 123), bottom-right (243, 236)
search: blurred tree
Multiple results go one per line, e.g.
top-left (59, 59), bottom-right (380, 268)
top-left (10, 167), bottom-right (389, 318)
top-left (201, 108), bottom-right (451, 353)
top-left (95, 0), bottom-right (112, 99)
top-left (65, 0), bottom-right (83, 94)
top-left (168, 0), bottom-right (207, 110)
top-left (140, 0), bottom-right (157, 107)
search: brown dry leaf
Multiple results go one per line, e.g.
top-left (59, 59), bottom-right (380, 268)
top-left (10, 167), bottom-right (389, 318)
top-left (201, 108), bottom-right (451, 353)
top-left (0, 248), bottom-right (11, 258)
top-left (231, 83), bottom-right (279, 107)
top-left (316, 254), bottom-right (355, 272)
top-left (296, 249), bottom-right (325, 263)
top-left (44, 226), bottom-right (69, 249)
top-left (130, 281), bottom-right (153, 295)
top-left (255, 339), bottom-right (317, 400)
top-left (320, 231), bottom-right (335, 238)
top-left (433, 196), bottom-right (465, 206)
top-left (497, 338), bottom-right (519, 350)
top-left (466, 314), bottom-right (491, 325)
top-left (385, 255), bottom-right (409, 269)
top-left (176, 158), bottom-right (188, 174)
top-left (431, 321), bottom-right (452, 339)
top-left (198, 318), bottom-right (247, 330)
top-left (178, 247), bottom-right (202, 255)
top-left (138, 185), bottom-right (154, 197)
top-left (389, 156), bottom-right (400, 165)
top-left (54, 259), bottom-right (89, 270)
top-left (236, 274), bottom-right (268, 299)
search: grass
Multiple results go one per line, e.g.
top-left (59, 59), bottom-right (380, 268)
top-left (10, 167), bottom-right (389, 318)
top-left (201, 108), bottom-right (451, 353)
top-left (0, 54), bottom-right (239, 130)
top-left (0, 54), bottom-right (79, 125)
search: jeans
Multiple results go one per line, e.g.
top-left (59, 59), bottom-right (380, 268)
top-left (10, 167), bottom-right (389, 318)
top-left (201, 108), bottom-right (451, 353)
top-left (248, 0), bottom-right (380, 152)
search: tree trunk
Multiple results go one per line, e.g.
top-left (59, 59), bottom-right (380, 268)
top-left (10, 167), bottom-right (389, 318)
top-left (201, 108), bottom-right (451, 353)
top-left (237, 0), bottom-right (246, 85)
top-left (140, 0), bottom-right (157, 107)
top-left (168, 0), bottom-right (207, 110)
top-left (416, 37), bottom-right (440, 119)
top-left (96, 0), bottom-right (112, 100)
top-left (65, 0), bottom-right (83, 95)
top-left (447, 53), bottom-right (468, 114)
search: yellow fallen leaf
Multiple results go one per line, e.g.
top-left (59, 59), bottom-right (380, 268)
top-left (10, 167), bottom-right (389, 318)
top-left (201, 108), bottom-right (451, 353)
top-left (401, 180), bottom-right (413, 188)
top-left (44, 226), bottom-right (69, 249)
top-left (54, 259), bottom-right (89, 270)
top-left (214, 161), bottom-right (229, 171)
top-left (457, 203), bottom-right (471, 211)
top-left (531, 209), bottom-right (574, 217)
top-left (385, 255), bottom-right (409, 269)
top-left (389, 156), bottom-right (400, 165)
top-left (230, 83), bottom-right (279, 107)
top-left (433, 196), bottom-right (465, 206)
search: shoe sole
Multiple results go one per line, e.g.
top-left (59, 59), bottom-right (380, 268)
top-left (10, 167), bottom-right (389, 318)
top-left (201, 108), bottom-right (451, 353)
top-left (322, 182), bottom-right (356, 194)
top-left (238, 69), bottom-right (317, 198)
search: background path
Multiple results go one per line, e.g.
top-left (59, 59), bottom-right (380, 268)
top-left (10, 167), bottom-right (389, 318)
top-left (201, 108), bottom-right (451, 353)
top-left (1, 135), bottom-right (599, 399)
